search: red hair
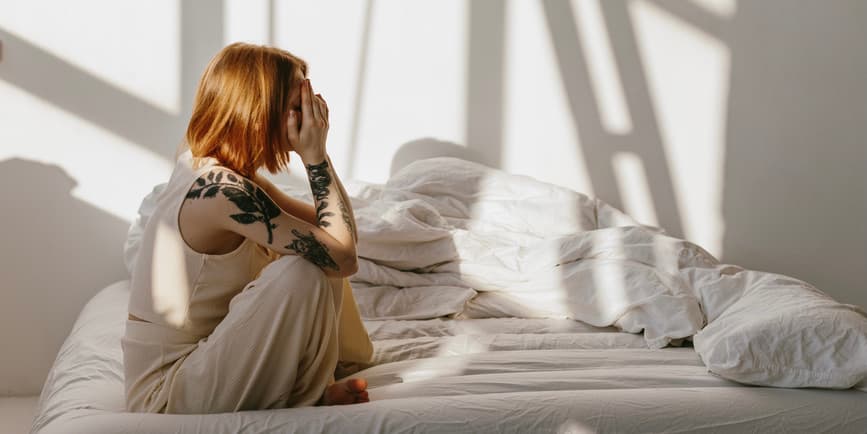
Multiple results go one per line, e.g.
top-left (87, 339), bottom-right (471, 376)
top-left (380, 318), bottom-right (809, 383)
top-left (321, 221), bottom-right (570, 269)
top-left (185, 42), bottom-right (308, 178)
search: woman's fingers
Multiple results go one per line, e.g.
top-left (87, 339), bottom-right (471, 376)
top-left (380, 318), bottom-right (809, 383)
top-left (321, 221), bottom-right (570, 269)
top-left (306, 78), bottom-right (323, 124)
top-left (310, 86), bottom-right (325, 124)
top-left (301, 79), bottom-right (314, 124)
top-left (316, 93), bottom-right (329, 125)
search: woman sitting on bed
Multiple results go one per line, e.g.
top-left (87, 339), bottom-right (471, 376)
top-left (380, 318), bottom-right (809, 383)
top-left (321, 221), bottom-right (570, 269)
top-left (121, 42), bottom-right (371, 414)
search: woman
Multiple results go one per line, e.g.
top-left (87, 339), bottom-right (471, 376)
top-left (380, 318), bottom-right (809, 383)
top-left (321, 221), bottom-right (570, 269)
top-left (121, 42), bottom-right (371, 414)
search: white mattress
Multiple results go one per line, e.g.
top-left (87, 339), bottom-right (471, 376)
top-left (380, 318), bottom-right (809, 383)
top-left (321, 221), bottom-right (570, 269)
top-left (32, 280), bottom-right (867, 434)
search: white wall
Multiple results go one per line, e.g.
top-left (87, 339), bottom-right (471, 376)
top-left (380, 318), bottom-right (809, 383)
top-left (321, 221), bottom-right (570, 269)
top-left (1, 0), bottom-right (864, 396)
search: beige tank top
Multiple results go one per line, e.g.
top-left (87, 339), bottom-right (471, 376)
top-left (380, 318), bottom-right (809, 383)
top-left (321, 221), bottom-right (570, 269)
top-left (127, 150), bottom-right (275, 339)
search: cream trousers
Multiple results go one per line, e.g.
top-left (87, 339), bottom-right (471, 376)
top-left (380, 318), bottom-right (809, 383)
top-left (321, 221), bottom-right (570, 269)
top-left (122, 255), bottom-right (369, 414)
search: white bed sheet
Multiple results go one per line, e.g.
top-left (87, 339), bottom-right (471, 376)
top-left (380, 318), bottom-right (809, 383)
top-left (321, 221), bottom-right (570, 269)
top-left (31, 280), bottom-right (867, 434)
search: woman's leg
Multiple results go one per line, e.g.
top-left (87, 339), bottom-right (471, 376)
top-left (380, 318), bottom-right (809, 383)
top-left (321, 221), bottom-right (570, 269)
top-left (163, 255), bottom-right (341, 413)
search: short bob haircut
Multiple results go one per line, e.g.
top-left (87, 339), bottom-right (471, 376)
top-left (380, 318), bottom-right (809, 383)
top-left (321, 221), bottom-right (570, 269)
top-left (185, 42), bottom-right (308, 178)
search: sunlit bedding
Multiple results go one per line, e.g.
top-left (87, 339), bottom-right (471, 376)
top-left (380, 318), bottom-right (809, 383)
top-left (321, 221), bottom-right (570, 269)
top-left (33, 157), bottom-right (867, 433)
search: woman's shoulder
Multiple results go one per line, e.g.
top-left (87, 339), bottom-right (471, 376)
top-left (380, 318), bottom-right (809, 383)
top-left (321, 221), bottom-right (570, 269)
top-left (182, 166), bottom-right (273, 225)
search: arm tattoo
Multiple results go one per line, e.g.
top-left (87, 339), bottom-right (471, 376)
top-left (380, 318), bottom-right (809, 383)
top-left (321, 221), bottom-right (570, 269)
top-left (306, 160), bottom-right (334, 227)
top-left (286, 229), bottom-right (339, 271)
top-left (315, 200), bottom-right (334, 227)
top-left (186, 171), bottom-right (282, 244)
top-left (338, 199), bottom-right (355, 238)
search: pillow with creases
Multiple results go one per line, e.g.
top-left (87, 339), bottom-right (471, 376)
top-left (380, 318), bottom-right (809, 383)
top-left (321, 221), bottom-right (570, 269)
top-left (693, 273), bottom-right (867, 389)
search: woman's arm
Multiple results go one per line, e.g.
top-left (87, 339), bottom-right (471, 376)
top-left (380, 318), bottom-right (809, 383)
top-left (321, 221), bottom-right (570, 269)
top-left (322, 154), bottom-right (358, 242)
top-left (187, 167), bottom-right (358, 277)
top-left (252, 173), bottom-right (318, 226)
top-left (299, 152), bottom-right (357, 253)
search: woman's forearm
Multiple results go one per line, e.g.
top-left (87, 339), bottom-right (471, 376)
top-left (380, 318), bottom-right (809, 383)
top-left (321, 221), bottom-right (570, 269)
top-left (325, 154), bottom-right (358, 243)
top-left (301, 153), bottom-right (358, 266)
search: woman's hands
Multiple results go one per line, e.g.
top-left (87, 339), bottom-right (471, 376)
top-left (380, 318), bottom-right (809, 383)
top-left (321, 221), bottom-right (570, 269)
top-left (286, 78), bottom-right (330, 164)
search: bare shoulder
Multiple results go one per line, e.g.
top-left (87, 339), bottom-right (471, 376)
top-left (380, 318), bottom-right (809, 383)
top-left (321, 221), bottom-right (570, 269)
top-left (179, 167), bottom-right (273, 254)
top-left (184, 168), bottom-right (279, 219)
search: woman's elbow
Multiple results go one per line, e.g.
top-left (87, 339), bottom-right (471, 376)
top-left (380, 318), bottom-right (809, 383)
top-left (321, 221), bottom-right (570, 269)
top-left (324, 253), bottom-right (358, 278)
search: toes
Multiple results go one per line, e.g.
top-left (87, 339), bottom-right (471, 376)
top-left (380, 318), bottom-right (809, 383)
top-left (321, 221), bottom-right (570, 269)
top-left (356, 390), bottom-right (369, 403)
top-left (347, 378), bottom-right (368, 392)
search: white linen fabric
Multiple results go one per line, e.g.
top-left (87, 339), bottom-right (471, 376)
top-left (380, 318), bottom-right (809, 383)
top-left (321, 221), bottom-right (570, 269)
top-left (120, 157), bottom-right (867, 387)
top-left (694, 271), bottom-right (867, 388)
top-left (32, 281), bottom-right (867, 434)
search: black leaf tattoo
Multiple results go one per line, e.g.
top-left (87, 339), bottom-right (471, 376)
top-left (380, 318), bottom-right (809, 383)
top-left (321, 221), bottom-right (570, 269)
top-left (286, 229), bottom-right (339, 271)
top-left (338, 199), bottom-right (354, 236)
top-left (203, 185), bottom-right (220, 198)
top-left (186, 170), bottom-right (282, 243)
top-left (230, 213), bottom-right (260, 224)
top-left (306, 160), bottom-right (332, 201)
top-left (315, 200), bottom-right (334, 227)
top-left (255, 186), bottom-right (282, 218)
top-left (306, 160), bottom-right (335, 227)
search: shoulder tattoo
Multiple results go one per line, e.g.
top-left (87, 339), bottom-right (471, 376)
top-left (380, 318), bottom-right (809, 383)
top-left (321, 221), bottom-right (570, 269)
top-left (186, 170), bottom-right (282, 244)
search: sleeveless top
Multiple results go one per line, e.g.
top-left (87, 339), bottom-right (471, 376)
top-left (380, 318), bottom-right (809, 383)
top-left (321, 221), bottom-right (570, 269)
top-left (127, 150), bottom-right (276, 341)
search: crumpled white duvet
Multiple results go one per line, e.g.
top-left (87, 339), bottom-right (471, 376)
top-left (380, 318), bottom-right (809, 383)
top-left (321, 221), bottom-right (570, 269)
top-left (346, 158), bottom-right (728, 348)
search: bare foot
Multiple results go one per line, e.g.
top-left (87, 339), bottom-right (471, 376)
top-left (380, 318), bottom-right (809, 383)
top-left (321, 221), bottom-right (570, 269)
top-left (318, 378), bottom-right (369, 405)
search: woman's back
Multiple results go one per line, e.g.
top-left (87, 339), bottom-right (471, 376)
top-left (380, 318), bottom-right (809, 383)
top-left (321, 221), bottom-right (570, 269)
top-left (127, 150), bottom-right (274, 339)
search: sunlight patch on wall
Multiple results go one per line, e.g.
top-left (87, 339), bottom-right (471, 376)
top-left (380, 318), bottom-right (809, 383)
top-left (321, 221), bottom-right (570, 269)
top-left (630, 0), bottom-right (730, 256)
top-left (502, 0), bottom-right (595, 197)
top-left (0, 79), bottom-right (173, 222)
top-left (280, 0), bottom-right (467, 183)
top-left (612, 151), bottom-right (659, 227)
top-left (691, 0), bottom-right (737, 18)
top-left (0, 0), bottom-right (180, 115)
top-left (223, 0), bottom-right (270, 45)
top-left (571, 0), bottom-right (633, 135)
top-left (272, 0), bottom-right (372, 181)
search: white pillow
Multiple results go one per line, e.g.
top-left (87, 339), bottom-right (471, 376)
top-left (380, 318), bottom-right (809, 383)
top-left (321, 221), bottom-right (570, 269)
top-left (693, 273), bottom-right (867, 389)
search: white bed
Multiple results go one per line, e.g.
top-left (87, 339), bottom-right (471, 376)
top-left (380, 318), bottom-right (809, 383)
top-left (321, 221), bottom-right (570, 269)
top-left (31, 157), bottom-right (867, 433)
top-left (30, 280), bottom-right (867, 433)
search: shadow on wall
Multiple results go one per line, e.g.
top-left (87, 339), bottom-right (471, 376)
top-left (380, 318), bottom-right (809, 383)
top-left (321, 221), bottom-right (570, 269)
top-left (722, 0), bottom-right (867, 308)
top-left (540, 0), bottom-right (684, 238)
top-left (390, 137), bottom-right (489, 177)
top-left (0, 158), bottom-right (130, 395)
top-left (0, 1), bottom-right (224, 159)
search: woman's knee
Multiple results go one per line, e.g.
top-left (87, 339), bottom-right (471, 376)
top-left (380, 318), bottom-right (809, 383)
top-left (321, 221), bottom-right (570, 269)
top-left (255, 256), bottom-right (331, 298)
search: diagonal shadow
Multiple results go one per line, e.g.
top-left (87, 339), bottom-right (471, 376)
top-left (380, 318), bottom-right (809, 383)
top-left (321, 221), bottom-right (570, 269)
top-left (465, 0), bottom-right (506, 169)
top-left (541, 0), bottom-right (684, 238)
top-left (0, 157), bottom-right (130, 395)
top-left (346, 0), bottom-right (376, 179)
top-left (179, 0), bottom-right (225, 126)
top-left (0, 0), bottom-right (224, 159)
top-left (0, 28), bottom-right (181, 156)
